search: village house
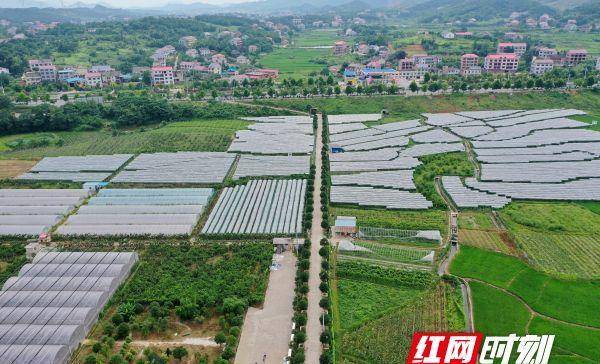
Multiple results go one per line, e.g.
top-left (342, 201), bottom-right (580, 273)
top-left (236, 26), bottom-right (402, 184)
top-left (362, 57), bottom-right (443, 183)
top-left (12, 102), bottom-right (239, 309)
top-left (22, 71), bottom-right (42, 86)
top-left (441, 31), bottom-right (455, 39)
top-left (0, 67), bottom-right (9, 74)
top-left (537, 47), bottom-right (558, 58)
top-left (245, 68), bottom-right (279, 80)
top-left (460, 54), bottom-right (479, 70)
top-left (180, 61), bottom-right (202, 72)
top-left (596, 57), bottom-right (600, 71)
top-left (497, 42), bottom-right (527, 57)
top-left (454, 31), bottom-right (473, 38)
top-left (211, 54), bottom-right (227, 65)
top-left (208, 63), bottom-right (222, 74)
top-left (530, 57), bottom-right (554, 75)
top-left (37, 65), bottom-right (57, 82)
top-left (356, 43), bottom-right (369, 56)
top-left (57, 68), bottom-right (76, 82)
top-left (565, 49), bottom-right (587, 66)
top-left (178, 36), bottom-right (197, 48)
top-left (84, 72), bottom-right (102, 88)
top-left (398, 58), bottom-right (415, 71)
top-left (28, 59), bottom-right (53, 70)
top-left (151, 66), bottom-right (175, 85)
top-left (333, 41), bottom-right (350, 56)
top-left (412, 54), bottom-right (441, 70)
top-left (504, 32), bottom-right (523, 40)
top-left (230, 37), bottom-right (243, 47)
top-left (199, 48), bottom-right (211, 57)
top-left (484, 54), bottom-right (519, 73)
top-left (461, 66), bottom-right (482, 76)
top-left (248, 45), bottom-right (259, 53)
top-left (236, 55), bottom-right (250, 65)
top-left (186, 49), bottom-right (199, 58)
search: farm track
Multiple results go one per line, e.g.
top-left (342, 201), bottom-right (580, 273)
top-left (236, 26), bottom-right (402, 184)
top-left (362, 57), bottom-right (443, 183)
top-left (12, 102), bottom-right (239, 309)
top-left (305, 114), bottom-right (324, 363)
top-left (466, 278), bottom-right (600, 331)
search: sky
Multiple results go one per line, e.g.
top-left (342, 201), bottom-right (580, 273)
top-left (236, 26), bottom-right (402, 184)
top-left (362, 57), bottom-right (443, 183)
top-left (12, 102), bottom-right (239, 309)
top-left (69, 0), bottom-right (253, 7)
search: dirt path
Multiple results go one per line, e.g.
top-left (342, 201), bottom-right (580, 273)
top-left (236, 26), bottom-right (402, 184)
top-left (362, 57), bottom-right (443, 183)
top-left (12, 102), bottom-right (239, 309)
top-left (305, 114), bottom-right (324, 363)
top-left (234, 252), bottom-right (297, 364)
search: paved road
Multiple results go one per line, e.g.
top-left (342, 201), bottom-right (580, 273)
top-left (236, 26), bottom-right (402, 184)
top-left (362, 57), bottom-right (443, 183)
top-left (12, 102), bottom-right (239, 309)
top-left (234, 252), bottom-right (297, 364)
top-left (305, 115), bottom-right (324, 363)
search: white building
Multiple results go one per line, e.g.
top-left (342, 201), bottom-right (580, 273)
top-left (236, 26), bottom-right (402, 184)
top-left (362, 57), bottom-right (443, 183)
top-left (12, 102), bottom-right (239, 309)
top-left (151, 66), bottom-right (175, 85)
top-left (530, 57), bottom-right (554, 75)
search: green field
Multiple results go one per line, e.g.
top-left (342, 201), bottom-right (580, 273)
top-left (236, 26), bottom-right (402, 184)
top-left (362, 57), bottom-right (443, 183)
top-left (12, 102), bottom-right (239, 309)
top-left (500, 202), bottom-right (600, 278)
top-left (469, 281), bottom-right (530, 336)
top-left (331, 207), bottom-right (448, 237)
top-left (458, 211), bottom-right (496, 230)
top-left (337, 279), bottom-right (463, 364)
top-left (254, 90), bottom-right (600, 119)
top-left (0, 119), bottom-right (250, 160)
top-left (292, 29), bottom-right (342, 47)
top-left (451, 246), bottom-right (599, 327)
top-left (458, 229), bottom-right (512, 254)
top-left (258, 29), bottom-right (357, 78)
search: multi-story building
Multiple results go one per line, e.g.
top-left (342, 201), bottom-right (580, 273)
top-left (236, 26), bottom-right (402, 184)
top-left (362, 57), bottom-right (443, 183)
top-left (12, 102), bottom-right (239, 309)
top-left (85, 72), bottom-right (102, 88)
top-left (412, 54), bottom-right (441, 70)
top-left (185, 49), bottom-right (198, 58)
top-left (333, 41), bottom-right (350, 56)
top-left (151, 66), bottom-right (175, 85)
top-left (230, 37), bottom-right (243, 47)
top-left (530, 57), bottom-right (554, 75)
top-left (497, 42), bottom-right (527, 57)
top-left (57, 68), bottom-right (75, 82)
top-left (199, 48), bottom-right (211, 57)
top-left (208, 63), bottom-right (222, 74)
top-left (236, 55), bottom-right (250, 65)
top-left (484, 54), bottom-right (519, 73)
top-left (180, 61), bottom-right (202, 72)
top-left (398, 58), bottom-right (415, 71)
top-left (596, 56), bottom-right (600, 71)
top-left (22, 71), bottom-right (42, 85)
top-left (565, 49), bottom-right (587, 66)
top-left (248, 45), bottom-right (259, 53)
top-left (460, 54), bottom-right (479, 70)
top-left (537, 47), bottom-right (558, 58)
top-left (28, 59), bottom-right (53, 70)
top-left (504, 32), bottom-right (523, 40)
top-left (461, 66), bottom-right (482, 76)
top-left (356, 43), bottom-right (369, 56)
top-left (211, 54), bottom-right (227, 65)
top-left (37, 65), bottom-right (57, 82)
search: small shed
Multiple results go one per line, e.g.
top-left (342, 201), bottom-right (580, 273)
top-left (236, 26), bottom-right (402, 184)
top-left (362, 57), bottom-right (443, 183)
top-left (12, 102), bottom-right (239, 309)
top-left (333, 216), bottom-right (357, 236)
top-left (273, 237), bottom-right (304, 253)
top-left (83, 182), bottom-right (108, 194)
top-left (330, 144), bottom-right (345, 153)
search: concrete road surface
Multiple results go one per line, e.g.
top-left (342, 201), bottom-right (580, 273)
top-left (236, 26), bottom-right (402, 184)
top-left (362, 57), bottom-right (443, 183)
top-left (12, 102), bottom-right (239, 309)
top-left (235, 251), bottom-right (297, 364)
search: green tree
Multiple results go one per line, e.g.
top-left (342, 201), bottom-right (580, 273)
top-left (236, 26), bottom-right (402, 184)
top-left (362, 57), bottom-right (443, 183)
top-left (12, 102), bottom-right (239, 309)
top-left (172, 346), bottom-right (188, 360)
top-left (409, 80), bottom-right (418, 93)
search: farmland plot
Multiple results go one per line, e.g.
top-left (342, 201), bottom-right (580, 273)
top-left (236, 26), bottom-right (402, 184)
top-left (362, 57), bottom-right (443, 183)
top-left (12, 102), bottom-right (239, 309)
top-left (202, 179), bottom-right (306, 235)
top-left (112, 152), bottom-right (235, 184)
top-left (0, 189), bottom-right (87, 236)
top-left (338, 241), bottom-right (434, 267)
top-left (17, 154), bottom-right (132, 182)
top-left (56, 188), bottom-right (213, 236)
